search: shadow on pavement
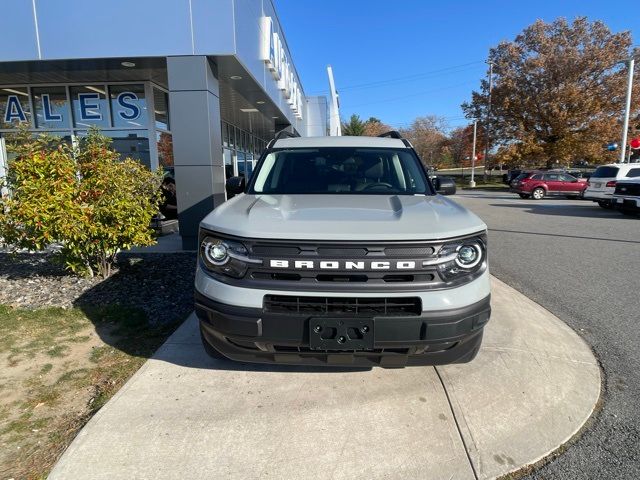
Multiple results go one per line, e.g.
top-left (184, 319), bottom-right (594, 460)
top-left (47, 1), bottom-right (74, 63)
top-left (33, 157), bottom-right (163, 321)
top-left (154, 345), bottom-right (372, 373)
top-left (490, 228), bottom-right (640, 245)
top-left (488, 202), bottom-right (639, 220)
top-left (153, 313), bottom-right (372, 373)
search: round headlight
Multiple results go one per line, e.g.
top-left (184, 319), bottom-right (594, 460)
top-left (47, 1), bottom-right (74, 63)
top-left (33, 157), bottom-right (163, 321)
top-left (455, 244), bottom-right (482, 268)
top-left (203, 240), bottom-right (228, 264)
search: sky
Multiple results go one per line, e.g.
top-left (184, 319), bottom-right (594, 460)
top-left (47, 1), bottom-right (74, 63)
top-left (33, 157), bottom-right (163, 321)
top-left (274, 0), bottom-right (636, 132)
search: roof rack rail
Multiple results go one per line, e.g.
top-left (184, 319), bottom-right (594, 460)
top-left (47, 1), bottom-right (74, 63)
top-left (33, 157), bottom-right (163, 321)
top-left (266, 130), bottom-right (301, 148)
top-left (378, 131), bottom-right (403, 139)
top-left (275, 130), bottom-right (300, 140)
top-left (378, 130), bottom-right (414, 148)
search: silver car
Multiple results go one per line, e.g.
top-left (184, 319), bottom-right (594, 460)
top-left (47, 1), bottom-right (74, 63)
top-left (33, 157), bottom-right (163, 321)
top-left (195, 132), bottom-right (491, 367)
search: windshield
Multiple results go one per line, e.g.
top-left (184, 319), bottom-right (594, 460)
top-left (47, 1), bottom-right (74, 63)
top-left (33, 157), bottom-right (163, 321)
top-left (248, 147), bottom-right (432, 195)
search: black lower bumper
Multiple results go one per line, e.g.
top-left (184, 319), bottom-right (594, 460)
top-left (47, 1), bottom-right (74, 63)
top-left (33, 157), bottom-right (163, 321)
top-left (195, 292), bottom-right (491, 368)
top-left (613, 198), bottom-right (640, 213)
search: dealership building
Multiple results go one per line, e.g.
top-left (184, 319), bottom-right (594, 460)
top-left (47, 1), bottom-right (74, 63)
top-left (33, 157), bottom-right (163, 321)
top-left (0, 0), bottom-right (328, 249)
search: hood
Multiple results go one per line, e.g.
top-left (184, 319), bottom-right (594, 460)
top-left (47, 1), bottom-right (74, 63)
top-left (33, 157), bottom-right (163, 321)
top-left (200, 194), bottom-right (486, 241)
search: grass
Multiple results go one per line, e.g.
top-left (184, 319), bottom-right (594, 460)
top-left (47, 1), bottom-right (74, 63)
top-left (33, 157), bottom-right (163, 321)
top-left (0, 304), bottom-right (183, 480)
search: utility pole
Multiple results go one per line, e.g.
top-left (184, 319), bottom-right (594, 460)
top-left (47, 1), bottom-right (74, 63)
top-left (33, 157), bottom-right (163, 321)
top-left (327, 65), bottom-right (341, 136)
top-left (483, 61), bottom-right (494, 181)
top-left (620, 57), bottom-right (634, 163)
top-left (470, 119), bottom-right (477, 188)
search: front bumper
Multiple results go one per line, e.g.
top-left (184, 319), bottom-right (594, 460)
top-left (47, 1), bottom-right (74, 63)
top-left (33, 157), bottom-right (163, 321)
top-left (195, 291), bottom-right (491, 368)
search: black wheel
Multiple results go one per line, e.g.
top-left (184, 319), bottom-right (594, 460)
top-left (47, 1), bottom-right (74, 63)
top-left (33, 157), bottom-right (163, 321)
top-left (531, 187), bottom-right (545, 200)
top-left (199, 327), bottom-right (228, 360)
top-left (597, 200), bottom-right (613, 209)
top-left (518, 193), bottom-right (529, 199)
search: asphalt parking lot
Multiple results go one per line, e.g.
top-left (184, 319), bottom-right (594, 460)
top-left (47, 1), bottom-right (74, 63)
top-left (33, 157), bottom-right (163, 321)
top-left (453, 190), bottom-right (640, 479)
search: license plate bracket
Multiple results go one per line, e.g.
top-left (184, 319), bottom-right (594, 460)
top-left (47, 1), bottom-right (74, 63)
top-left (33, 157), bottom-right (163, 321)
top-left (309, 318), bottom-right (374, 351)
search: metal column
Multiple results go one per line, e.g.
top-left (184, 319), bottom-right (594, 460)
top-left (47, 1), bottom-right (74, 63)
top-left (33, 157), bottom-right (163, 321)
top-left (168, 56), bottom-right (225, 250)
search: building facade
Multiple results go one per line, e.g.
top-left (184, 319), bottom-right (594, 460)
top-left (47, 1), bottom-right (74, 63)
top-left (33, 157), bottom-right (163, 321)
top-left (0, 0), bottom-right (327, 248)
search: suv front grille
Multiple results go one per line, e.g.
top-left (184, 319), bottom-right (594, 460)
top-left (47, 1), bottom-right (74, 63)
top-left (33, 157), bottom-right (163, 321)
top-left (263, 295), bottom-right (422, 316)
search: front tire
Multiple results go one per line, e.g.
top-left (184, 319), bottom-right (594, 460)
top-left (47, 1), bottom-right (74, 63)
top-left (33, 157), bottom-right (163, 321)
top-left (598, 200), bottom-right (613, 209)
top-left (532, 187), bottom-right (545, 200)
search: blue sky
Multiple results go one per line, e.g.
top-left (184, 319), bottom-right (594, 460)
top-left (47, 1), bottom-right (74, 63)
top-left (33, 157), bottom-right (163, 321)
top-left (274, 0), bottom-right (636, 131)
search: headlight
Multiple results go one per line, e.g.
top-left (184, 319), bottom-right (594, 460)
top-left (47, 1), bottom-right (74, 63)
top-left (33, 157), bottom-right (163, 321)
top-left (199, 234), bottom-right (260, 278)
top-left (434, 235), bottom-right (486, 282)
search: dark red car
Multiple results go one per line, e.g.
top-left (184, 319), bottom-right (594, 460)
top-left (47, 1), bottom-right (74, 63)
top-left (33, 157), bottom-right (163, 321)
top-left (510, 171), bottom-right (588, 200)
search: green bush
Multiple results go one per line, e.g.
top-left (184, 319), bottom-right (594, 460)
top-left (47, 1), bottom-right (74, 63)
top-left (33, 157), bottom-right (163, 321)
top-left (0, 128), bottom-right (163, 278)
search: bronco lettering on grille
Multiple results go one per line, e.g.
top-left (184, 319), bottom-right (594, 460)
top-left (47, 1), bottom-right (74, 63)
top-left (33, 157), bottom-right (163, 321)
top-left (269, 260), bottom-right (417, 270)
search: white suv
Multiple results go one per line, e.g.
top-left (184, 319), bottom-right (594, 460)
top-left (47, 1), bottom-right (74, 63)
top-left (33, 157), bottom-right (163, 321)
top-left (584, 163), bottom-right (640, 208)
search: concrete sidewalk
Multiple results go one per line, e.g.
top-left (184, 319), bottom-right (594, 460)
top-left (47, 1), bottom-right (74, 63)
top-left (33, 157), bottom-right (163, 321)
top-left (49, 277), bottom-right (600, 480)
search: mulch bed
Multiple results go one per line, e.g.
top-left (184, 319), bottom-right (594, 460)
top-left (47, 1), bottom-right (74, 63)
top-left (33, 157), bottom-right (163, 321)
top-left (0, 252), bottom-right (197, 325)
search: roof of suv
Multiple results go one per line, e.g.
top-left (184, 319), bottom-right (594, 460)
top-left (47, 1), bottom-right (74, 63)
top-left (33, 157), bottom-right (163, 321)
top-left (596, 163), bottom-right (640, 169)
top-left (272, 135), bottom-right (407, 149)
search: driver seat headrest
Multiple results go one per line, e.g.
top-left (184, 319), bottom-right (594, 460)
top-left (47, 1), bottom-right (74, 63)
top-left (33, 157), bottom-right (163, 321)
top-left (364, 158), bottom-right (384, 180)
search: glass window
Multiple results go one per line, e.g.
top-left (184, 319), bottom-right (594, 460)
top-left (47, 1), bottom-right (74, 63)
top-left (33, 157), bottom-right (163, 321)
top-left (0, 87), bottom-right (31, 129)
top-left (222, 123), bottom-right (229, 147)
top-left (109, 84), bottom-right (147, 129)
top-left (250, 147), bottom-right (432, 195)
top-left (531, 174), bottom-right (543, 180)
top-left (591, 166), bottom-right (619, 178)
top-left (153, 88), bottom-right (169, 130)
top-left (228, 126), bottom-right (236, 149)
top-left (76, 129), bottom-right (150, 169)
top-left (157, 131), bottom-right (173, 168)
top-left (544, 173), bottom-right (560, 181)
top-left (33, 87), bottom-right (70, 129)
top-left (223, 148), bottom-right (233, 180)
top-left (237, 151), bottom-right (247, 177)
top-left (71, 86), bottom-right (110, 129)
top-left (625, 168), bottom-right (640, 178)
top-left (559, 174), bottom-right (576, 182)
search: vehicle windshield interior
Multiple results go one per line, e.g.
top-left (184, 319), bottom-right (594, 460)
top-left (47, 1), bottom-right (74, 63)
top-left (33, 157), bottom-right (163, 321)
top-left (248, 147), bottom-right (432, 195)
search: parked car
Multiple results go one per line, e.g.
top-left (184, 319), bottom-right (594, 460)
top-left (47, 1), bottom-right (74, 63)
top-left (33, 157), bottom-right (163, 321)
top-left (195, 131), bottom-right (491, 367)
top-left (583, 163), bottom-right (640, 209)
top-left (510, 171), bottom-right (587, 200)
top-left (612, 178), bottom-right (640, 216)
top-left (503, 169), bottom-right (524, 185)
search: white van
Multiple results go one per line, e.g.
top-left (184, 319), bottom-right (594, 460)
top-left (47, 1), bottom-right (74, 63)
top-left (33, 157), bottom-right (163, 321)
top-left (584, 163), bottom-right (640, 208)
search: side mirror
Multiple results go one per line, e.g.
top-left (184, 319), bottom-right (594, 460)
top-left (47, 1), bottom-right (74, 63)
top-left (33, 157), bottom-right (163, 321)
top-left (225, 176), bottom-right (246, 197)
top-left (432, 177), bottom-right (442, 192)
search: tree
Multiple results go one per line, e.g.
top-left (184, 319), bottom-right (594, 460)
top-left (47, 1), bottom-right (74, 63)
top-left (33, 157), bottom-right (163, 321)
top-left (399, 115), bottom-right (449, 167)
top-left (341, 114), bottom-right (367, 136)
top-left (447, 124), bottom-right (486, 167)
top-left (362, 117), bottom-right (392, 136)
top-left (462, 17), bottom-right (639, 165)
top-left (0, 128), bottom-right (162, 278)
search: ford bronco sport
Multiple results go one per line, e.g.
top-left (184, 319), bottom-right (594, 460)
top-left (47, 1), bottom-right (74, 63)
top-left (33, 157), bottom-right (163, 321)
top-left (195, 132), bottom-right (491, 367)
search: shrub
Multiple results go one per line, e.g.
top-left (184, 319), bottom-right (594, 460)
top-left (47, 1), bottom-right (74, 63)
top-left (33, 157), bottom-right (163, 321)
top-left (0, 128), bottom-right (163, 278)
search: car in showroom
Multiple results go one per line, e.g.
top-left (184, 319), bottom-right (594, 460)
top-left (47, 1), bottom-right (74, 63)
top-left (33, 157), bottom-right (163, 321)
top-left (194, 132), bottom-right (491, 368)
top-left (510, 171), bottom-right (588, 199)
top-left (612, 178), bottom-right (640, 216)
top-left (583, 163), bottom-right (640, 209)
